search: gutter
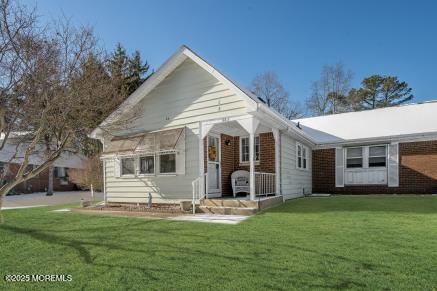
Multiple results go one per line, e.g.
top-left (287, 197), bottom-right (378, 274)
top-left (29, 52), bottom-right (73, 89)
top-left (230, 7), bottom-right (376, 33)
top-left (313, 131), bottom-right (437, 149)
top-left (256, 103), bottom-right (317, 146)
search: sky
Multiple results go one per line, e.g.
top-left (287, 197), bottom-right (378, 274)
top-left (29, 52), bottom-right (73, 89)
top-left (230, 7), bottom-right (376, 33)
top-left (23, 0), bottom-right (437, 105)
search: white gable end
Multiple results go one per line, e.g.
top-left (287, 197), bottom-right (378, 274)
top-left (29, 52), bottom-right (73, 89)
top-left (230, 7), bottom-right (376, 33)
top-left (110, 58), bottom-right (252, 136)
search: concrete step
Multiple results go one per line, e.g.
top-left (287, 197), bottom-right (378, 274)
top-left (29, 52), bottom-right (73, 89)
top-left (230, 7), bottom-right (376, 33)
top-left (200, 198), bottom-right (258, 208)
top-left (197, 206), bottom-right (258, 216)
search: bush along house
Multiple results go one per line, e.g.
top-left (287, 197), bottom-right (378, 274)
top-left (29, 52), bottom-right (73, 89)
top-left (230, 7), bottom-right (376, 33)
top-left (90, 46), bottom-right (437, 214)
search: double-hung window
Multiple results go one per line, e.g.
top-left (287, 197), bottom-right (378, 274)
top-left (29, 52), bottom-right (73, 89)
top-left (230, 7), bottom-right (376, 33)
top-left (240, 136), bottom-right (260, 163)
top-left (297, 143), bottom-right (308, 170)
top-left (369, 145), bottom-right (387, 167)
top-left (346, 147), bottom-right (363, 168)
top-left (140, 155), bottom-right (155, 175)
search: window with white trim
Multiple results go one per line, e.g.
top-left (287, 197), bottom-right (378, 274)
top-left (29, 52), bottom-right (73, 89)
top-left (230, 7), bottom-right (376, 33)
top-left (346, 147), bottom-right (363, 168)
top-left (159, 153), bottom-right (176, 174)
top-left (368, 145), bottom-right (387, 167)
top-left (240, 136), bottom-right (260, 163)
top-left (121, 157), bottom-right (135, 176)
top-left (297, 143), bottom-right (308, 170)
top-left (140, 155), bottom-right (155, 174)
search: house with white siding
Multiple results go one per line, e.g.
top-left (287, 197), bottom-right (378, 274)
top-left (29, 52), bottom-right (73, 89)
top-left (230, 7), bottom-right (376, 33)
top-left (91, 45), bottom-right (437, 214)
top-left (91, 45), bottom-right (313, 212)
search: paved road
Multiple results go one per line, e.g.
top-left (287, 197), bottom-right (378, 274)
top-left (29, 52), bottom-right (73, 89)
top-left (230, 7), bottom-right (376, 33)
top-left (2, 191), bottom-right (104, 209)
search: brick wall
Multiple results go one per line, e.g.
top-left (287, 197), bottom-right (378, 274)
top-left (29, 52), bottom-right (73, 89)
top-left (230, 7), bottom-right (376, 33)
top-left (2, 163), bottom-right (79, 193)
top-left (312, 140), bottom-right (437, 194)
top-left (204, 132), bottom-right (276, 196)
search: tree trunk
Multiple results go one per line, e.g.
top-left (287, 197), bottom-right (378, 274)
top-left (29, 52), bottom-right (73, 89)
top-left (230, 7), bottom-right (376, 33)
top-left (0, 183), bottom-right (16, 224)
top-left (0, 193), bottom-right (4, 224)
top-left (47, 166), bottom-right (54, 196)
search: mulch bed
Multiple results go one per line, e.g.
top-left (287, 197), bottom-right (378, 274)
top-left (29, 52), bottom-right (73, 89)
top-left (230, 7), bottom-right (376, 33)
top-left (71, 203), bottom-right (191, 218)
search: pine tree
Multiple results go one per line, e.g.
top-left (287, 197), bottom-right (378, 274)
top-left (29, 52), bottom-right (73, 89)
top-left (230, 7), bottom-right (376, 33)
top-left (350, 75), bottom-right (413, 110)
top-left (126, 50), bottom-right (150, 95)
top-left (107, 44), bottom-right (150, 98)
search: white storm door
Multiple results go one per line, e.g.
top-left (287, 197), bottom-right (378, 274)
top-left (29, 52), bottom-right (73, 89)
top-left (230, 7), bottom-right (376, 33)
top-left (207, 134), bottom-right (221, 197)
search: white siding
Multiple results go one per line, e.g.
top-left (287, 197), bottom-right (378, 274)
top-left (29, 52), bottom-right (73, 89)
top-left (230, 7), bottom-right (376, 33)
top-left (104, 59), bottom-right (248, 203)
top-left (280, 133), bottom-right (312, 200)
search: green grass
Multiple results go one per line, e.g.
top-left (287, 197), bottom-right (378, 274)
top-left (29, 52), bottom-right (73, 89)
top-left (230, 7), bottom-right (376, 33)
top-left (1, 197), bottom-right (437, 290)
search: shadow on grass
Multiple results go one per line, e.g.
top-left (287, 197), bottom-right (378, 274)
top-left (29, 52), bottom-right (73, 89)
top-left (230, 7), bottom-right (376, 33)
top-left (263, 196), bottom-right (437, 214)
top-left (0, 221), bottom-right (384, 289)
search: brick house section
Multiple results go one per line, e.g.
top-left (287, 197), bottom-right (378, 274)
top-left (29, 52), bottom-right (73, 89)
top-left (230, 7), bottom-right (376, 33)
top-left (3, 163), bottom-right (78, 193)
top-left (204, 132), bottom-right (276, 196)
top-left (312, 140), bottom-right (437, 194)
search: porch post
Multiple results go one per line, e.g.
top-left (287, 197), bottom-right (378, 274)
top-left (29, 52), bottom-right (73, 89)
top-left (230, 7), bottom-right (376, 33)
top-left (249, 132), bottom-right (256, 200)
top-left (236, 116), bottom-right (259, 201)
top-left (272, 128), bottom-right (281, 197)
top-left (198, 122), bottom-right (205, 196)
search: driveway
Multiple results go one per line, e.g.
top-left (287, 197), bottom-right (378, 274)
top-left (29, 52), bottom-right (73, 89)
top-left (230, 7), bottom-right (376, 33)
top-left (2, 191), bottom-right (103, 209)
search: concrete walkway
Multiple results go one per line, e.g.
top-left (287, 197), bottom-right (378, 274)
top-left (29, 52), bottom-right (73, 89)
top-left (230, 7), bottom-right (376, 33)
top-left (2, 191), bottom-right (103, 210)
top-left (169, 214), bottom-right (249, 224)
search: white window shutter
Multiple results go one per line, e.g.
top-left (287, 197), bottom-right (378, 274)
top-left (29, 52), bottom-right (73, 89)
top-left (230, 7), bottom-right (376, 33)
top-left (388, 143), bottom-right (399, 187)
top-left (176, 128), bottom-right (186, 175)
top-left (113, 157), bottom-right (121, 178)
top-left (335, 147), bottom-right (344, 187)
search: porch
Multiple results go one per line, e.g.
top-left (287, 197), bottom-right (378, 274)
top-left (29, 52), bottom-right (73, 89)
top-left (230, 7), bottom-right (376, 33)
top-left (192, 115), bottom-right (282, 212)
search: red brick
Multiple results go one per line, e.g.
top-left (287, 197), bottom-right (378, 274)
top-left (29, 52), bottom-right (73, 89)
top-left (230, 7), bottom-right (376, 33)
top-left (312, 141), bottom-right (437, 194)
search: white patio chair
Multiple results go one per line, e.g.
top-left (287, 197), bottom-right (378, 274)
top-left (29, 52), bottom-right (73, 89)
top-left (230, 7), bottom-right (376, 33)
top-left (231, 170), bottom-right (250, 198)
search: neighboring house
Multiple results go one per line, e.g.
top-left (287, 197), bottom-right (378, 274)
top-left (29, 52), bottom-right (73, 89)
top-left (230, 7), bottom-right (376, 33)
top-left (0, 135), bottom-right (86, 193)
top-left (91, 45), bottom-right (437, 205)
top-left (295, 102), bottom-right (437, 194)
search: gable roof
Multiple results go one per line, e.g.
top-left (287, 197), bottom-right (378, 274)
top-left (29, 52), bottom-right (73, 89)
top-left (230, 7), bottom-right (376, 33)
top-left (293, 101), bottom-right (437, 145)
top-left (90, 45), bottom-right (262, 138)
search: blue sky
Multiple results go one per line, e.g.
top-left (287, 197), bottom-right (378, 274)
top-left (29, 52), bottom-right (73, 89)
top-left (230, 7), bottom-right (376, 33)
top-left (25, 0), bottom-right (437, 104)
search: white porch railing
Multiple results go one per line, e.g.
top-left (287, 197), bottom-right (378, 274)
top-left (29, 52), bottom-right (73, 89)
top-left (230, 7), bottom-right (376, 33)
top-left (191, 173), bottom-right (207, 214)
top-left (255, 172), bottom-right (276, 197)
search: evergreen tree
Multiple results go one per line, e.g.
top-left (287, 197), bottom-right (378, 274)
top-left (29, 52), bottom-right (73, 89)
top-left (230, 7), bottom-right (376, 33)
top-left (126, 50), bottom-right (150, 95)
top-left (349, 75), bottom-right (413, 110)
top-left (107, 44), bottom-right (151, 98)
top-left (108, 43), bottom-right (129, 96)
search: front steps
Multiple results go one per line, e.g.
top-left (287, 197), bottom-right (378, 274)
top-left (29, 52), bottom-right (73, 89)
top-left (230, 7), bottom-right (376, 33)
top-left (196, 196), bottom-right (283, 216)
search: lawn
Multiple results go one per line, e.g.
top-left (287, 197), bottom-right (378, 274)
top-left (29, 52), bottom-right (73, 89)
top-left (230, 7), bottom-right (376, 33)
top-left (1, 196), bottom-right (437, 290)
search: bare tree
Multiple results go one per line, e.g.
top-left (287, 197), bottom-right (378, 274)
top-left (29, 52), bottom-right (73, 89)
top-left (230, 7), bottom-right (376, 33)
top-left (0, 0), bottom-right (126, 223)
top-left (250, 71), bottom-right (303, 119)
top-left (306, 62), bottom-right (353, 116)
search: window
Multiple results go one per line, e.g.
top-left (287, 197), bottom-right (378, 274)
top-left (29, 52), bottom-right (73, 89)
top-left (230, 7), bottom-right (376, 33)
top-left (346, 147), bottom-right (363, 168)
top-left (297, 143), bottom-right (308, 170)
top-left (159, 153), bottom-right (176, 174)
top-left (369, 145), bottom-right (387, 167)
top-left (140, 156), bottom-right (155, 174)
top-left (55, 167), bottom-right (67, 178)
top-left (121, 157), bottom-right (135, 176)
top-left (240, 136), bottom-right (260, 163)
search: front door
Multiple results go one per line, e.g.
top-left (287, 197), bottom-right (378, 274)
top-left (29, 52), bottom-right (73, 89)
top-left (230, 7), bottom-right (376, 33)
top-left (207, 134), bottom-right (221, 197)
